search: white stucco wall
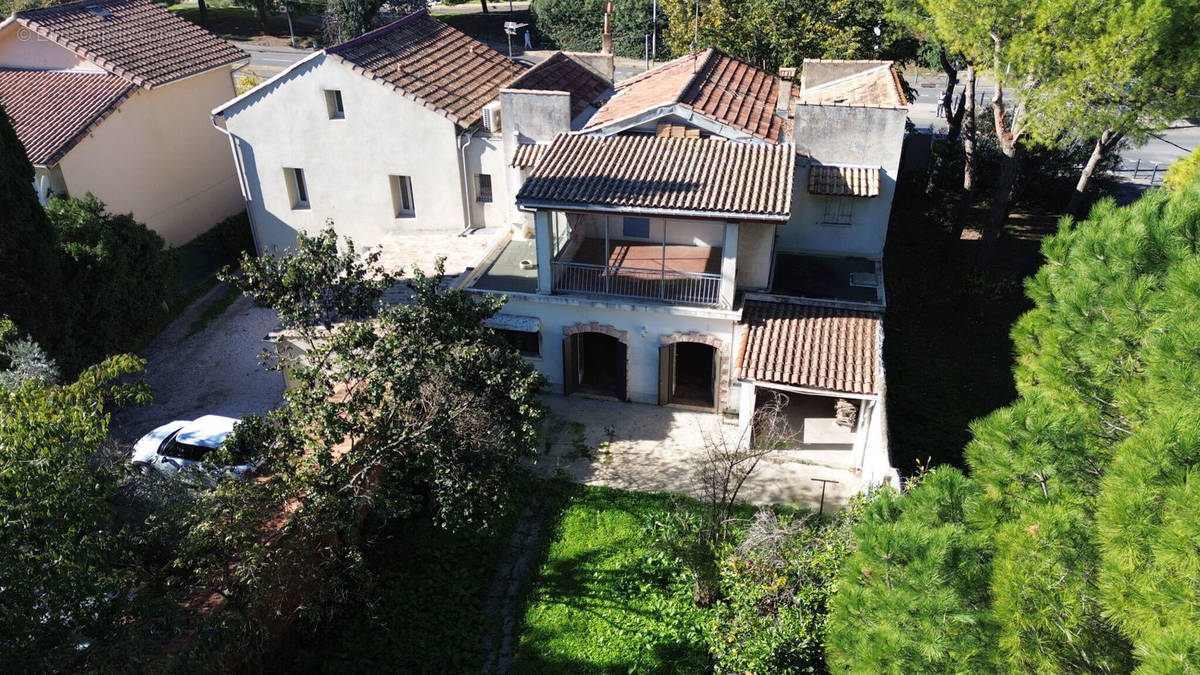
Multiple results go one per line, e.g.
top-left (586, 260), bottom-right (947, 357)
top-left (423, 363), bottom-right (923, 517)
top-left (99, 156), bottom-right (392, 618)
top-left (56, 66), bottom-right (244, 245)
top-left (467, 131), bottom-right (512, 229)
top-left (489, 293), bottom-right (740, 408)
top-left (220, 54), bottom-right (470, 252)
top-left (735, 222), bottom-right (775, 289)
top-left (777, 105), bottom-right (908, 259)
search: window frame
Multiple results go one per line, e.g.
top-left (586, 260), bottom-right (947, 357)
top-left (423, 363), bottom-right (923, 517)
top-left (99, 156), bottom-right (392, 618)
top-left (390, 174), bottom-right (415, 218)
top-left (476, 173), bottom-right (493, 203)
top-left (285, 167), bottom-right (310, 210)
top-left (324, 89), bottom-right (345, 119)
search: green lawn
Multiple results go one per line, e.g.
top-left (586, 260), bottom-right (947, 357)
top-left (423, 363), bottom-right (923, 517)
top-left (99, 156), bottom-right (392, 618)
top-left (512, 486), bottom-right (710, 674)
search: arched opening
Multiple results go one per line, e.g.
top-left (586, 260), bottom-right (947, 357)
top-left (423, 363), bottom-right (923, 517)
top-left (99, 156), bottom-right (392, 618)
top-left (659, 341), bottom-right (719, 409)
top-left (562, 331), bottom-right (627, 400)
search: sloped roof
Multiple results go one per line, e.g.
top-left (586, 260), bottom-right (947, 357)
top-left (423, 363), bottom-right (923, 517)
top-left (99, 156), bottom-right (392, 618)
top-left (517, 134), bottom-right (795, 221)
top-left (13, 0), bottom-right (246, 88)
top-left (510, 143), bottom-right (545, 169)
top-left (737, 300), bottom-right (881, 395)
top-left (583, 48), bottom-right (787, 142)
top-left (327, 9), bottom-right (525, 128)
top-left (808, 165), bottom-right (880, 197)
top-left (0, 68), bottom-right (134, 165)
top-left (505, 51), bottom-right (610, 120)
top-left (796, 61), bottom-right (907, 108)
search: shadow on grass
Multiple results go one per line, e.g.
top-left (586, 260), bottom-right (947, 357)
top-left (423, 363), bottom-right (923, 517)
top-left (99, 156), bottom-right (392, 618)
top-left (882, 177), bottom-right (1045, 475)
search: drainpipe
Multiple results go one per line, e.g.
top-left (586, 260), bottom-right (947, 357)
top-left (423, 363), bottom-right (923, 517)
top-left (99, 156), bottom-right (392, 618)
top-left (458, 126), bottom-right (478, 234)
top-left (211, 112), bottom-right (263, 254)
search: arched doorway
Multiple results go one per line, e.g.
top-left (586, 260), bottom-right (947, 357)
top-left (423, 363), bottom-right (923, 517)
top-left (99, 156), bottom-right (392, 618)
top-left (563, 331), bottom-right (628, 400)
top-left (659, 341), bottom-right (720, 409)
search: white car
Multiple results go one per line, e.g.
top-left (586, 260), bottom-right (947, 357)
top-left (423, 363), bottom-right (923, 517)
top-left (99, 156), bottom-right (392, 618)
top-left (131, 415), bottom-right (259, 483)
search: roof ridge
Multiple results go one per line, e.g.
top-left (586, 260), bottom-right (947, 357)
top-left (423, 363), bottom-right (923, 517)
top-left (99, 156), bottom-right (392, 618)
top-left (672, 47), bottom-right (716, 104)
top-left (327, 8), bottom-right (430, 54)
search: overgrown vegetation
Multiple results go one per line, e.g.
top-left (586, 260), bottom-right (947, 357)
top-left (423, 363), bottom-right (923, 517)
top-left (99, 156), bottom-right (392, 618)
top-left (829, 175), bottom-right (1200, 671)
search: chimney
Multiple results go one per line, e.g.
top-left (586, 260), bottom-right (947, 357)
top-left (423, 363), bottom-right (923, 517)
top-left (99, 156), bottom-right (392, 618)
top-left (601, 2), bottom-right (613, 55)
top-left (776, 67), bottom-right (796, 116)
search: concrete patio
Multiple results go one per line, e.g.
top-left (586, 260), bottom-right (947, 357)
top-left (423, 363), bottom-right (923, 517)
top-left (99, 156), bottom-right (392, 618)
top-left (531, 394), bottom-right (866, 512)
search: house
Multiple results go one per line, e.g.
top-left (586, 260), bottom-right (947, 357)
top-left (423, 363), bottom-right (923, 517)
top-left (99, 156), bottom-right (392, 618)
top-left (212, 9), bottom-right (612, 255)
top-left (0, 0), bottom-right (248, 245)
top-left (459, 50), bottom-right (908, 488)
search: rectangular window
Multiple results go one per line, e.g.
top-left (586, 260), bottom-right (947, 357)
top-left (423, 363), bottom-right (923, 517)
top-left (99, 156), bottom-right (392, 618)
top-left (622, 216), bottom-right (651, 238)
top-left (390, 175), bottom-right (415, 217)
top-left (476, 173), bottom-right (493, 202)
top-left (325, 89), bottom-right (345, 119)
top-left (821, 198), bottom-right (853, 226)
top-left (497, 328), bottom-right (540, 358)
top-left (284, 167), bottom-right (309, 209)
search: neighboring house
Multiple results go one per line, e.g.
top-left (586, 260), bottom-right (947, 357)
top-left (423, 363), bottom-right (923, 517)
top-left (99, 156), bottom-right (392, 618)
top-left (212, 10), bottom-right (611, 254)
top-left (0, 0), bottom-right (247, 245)
top-left (460, 50), bottom-right (908, 488)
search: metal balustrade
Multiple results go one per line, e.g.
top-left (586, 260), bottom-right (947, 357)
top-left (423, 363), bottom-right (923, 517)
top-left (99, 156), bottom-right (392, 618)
top-left (551, 261), bottom-right (721, 306)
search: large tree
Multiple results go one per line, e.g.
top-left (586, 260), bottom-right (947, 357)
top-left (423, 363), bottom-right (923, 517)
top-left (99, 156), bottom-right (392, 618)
top-left (0, 107), bottom-right (65, 358)
top-left (829, 173), bottom-right (1200, 670)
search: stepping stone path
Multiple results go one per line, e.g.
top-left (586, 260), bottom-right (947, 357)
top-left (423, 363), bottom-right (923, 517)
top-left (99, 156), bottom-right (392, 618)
top-left (480, 495), bottom-right (549, 674)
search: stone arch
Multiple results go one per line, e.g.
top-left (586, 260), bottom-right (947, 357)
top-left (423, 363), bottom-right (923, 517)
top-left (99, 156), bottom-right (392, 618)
top-left (563, 322), bottom-right (628, 343)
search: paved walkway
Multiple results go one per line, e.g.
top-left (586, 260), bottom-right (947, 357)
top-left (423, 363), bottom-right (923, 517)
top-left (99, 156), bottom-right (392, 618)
top-left (531, 395), bottom-right (863, 512)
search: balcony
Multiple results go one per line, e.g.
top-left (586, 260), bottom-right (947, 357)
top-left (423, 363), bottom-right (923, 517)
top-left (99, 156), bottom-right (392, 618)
top-left (553, 238), bottom-right (722, 306)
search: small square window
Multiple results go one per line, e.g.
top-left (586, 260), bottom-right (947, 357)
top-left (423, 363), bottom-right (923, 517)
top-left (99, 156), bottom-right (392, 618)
top-left (821, 198), bottom-right (853, 226)
top-left (496, 328), bottom-right (540, 357)
top-left (325, 89), bottom-right (345, 119)
top-left (476, 173), bottom-right (493, 202)
top-left (284, 167), bottom-right (309, 209)
top-left (622, 216), bottom-right (650, 238)
top-left (390, 175), bottom-right (415, 217)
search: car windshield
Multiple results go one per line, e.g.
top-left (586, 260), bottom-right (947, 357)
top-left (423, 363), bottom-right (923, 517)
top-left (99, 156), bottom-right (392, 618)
top-left (159, 436), bottom-right (214, 462)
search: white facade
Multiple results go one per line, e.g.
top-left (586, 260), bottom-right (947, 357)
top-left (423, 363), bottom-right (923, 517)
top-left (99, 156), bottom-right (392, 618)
top-left (215, 53), bottom-right (516, 253)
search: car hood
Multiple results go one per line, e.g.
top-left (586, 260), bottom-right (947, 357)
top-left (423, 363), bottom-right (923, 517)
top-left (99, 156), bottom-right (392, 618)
top-left (131, 420), bottom-right (189, 464)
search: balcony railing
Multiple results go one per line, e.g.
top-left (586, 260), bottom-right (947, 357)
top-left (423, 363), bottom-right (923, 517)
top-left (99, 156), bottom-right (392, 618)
top-left (552, 261), bottom-right (721, 306)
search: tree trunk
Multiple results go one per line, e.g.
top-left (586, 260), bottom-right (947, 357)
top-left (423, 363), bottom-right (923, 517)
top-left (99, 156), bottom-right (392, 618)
top-left (925, 48), bottom-right (962, 196)
top-left (479, 0), bottom-right (489, 13)
top-left (1067, 128), bottom-right (1123, 218)
top-left (975, 42), bottom-right (1025, 269)
top-left (945, 64), bottom-right (976, 256)
top-left (198, 0), bottom-right (208, 25)
top-left (256, 0), bottom-right (269, 31)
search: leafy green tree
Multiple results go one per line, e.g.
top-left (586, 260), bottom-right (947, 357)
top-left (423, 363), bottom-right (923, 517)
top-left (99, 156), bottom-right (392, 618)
top-left (0, 355), bottom-right (149, 670)
top-left (325, 0), bottom-right (423, 41)
top-left (46, 194), bottom-right (176, 376)
top-left (1164, 146), bottom-right (1200, 193)
top-left (660, 0), bottom-right (917, 70)
top-left (534, 0), bottom-right (665, 59)
top-left (0, 107), bottom-right (66, 358)
top-left (221, 225), bottom-right (399, 330)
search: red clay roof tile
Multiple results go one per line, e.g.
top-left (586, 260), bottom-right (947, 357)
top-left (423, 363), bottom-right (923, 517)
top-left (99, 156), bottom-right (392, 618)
top-left (518, 134), bottom-right (794, 220)
top-left (505, 51), bottom-right (610, 120)
top-left (737, 300), bottom-right (881, 395)
top-left (0, 68), bottom-right (134, 165)
top-left (327, 10), bottom-right (525, 128)
top-left (15, 0), bottom-right (246, 88)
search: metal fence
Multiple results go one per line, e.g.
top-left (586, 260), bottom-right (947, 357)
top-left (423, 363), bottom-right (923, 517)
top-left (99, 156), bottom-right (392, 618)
top-left (552, 261), bottom-right (721, 306)
top-left (1111, 159), bottom-right (1166, 186)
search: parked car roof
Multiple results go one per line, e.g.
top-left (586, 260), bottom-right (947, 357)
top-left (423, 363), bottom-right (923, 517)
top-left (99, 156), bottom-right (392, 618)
top-left (173, 415), bottom-right (238, 449)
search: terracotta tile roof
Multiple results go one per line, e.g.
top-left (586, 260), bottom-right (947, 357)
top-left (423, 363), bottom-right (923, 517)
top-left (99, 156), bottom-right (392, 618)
top-left (14, 0), bottom-right (246, 88)
top-left (0, 68), bottom-right (134, 165)
top-left (510, 143), bottom-right (545, 169)
top-left (737, 300), bottom-right (881, 395)
top-left (796, 62), bottom-right (907, 108)
top-left (808, 165), bottom-right (880, 197)
top-left (583, 48), bottom-right (787, 142)
top-left (518, 134), bottom-right (794, 220)
top-left (505, 52), bottom-right (610, 120)
top-left (327, 10), bottom-right (525, 128)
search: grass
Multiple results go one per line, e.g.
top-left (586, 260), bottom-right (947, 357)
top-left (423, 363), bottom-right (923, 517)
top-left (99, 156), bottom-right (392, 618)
top-left (186, 284), bottom-right (241, 337)
top-left (512, 485), bottom-right (710, 674)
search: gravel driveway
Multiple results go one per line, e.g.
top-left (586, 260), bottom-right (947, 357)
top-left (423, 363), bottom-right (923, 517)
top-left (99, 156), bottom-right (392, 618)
top-left (110, 283), bottom-right (286, 443)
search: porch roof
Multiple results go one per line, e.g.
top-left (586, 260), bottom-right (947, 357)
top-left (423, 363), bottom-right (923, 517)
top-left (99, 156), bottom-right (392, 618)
top-left (737, 299), bottom-right (881, 395)
top-left (516, 133), bottom-right (795, 222)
